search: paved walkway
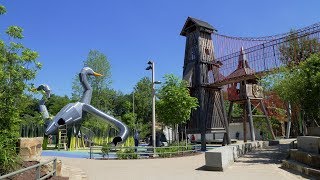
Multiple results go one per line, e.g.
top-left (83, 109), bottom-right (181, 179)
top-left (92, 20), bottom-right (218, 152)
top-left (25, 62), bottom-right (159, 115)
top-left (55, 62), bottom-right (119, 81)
top-left (60, 164), bottom-right (87, 180)
top-left (57, 143), bottom-right (307, 180)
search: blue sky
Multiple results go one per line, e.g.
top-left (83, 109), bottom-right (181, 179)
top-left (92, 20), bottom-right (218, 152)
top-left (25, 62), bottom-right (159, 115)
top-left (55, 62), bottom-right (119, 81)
top-left (1, 0), bottom-right (320, 96)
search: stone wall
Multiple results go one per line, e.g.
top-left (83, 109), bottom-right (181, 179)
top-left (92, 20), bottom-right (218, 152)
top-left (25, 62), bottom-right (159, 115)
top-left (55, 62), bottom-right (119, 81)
top-left (18, 137), bottom-right (43, 161)
top-left (297, 136), bottom-right (320, 154)
top-left (205, 141), bottom-right (268, 171)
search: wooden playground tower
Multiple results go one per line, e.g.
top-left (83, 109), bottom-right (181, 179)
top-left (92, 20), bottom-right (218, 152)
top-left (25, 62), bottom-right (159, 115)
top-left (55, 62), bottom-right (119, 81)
top-left (225, 47), bottom-right (275, 142)
top-left (180, 17), bottom-right (276, 150)
top-left (181, 17), bottom-right (230, 150)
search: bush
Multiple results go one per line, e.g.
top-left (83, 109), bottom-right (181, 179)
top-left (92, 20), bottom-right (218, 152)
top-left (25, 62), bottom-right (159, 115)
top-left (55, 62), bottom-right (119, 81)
top-left (101, 144), bottom-right (111, 158)
top-left (0, 134), bottom-right (21, 175)
top-left (116, 148), bottom-right (138, 159)
top-left (156, 144), bottom-right (194, 158)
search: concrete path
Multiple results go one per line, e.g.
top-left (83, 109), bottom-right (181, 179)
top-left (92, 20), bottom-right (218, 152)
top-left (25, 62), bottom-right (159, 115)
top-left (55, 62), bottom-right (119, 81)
top-left (61, 164), bottom-right (87, 180)
top-left (57, 143), bottom-right (307, 180)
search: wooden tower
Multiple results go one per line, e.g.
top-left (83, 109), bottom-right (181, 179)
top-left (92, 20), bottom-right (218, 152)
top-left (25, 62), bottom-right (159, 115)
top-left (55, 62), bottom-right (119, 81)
top-left (181, 17), bottom-right (230, 150)
top-left (226, 47), bottom-right (276, 141)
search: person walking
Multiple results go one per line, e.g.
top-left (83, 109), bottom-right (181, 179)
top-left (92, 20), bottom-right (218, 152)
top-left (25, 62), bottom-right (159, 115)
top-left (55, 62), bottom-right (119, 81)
top-left (134, 130), bottom-right (139, 152)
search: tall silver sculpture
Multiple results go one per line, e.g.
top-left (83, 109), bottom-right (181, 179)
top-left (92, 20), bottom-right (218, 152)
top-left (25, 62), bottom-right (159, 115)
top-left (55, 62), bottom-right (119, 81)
top-left (36, 84), bottom-right (51, 119)
top-left (45, 67), bottom-right (129, 145)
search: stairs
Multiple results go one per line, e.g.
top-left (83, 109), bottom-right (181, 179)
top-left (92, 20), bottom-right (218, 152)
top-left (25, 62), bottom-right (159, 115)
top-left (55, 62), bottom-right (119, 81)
top-left (282, 145), bottom-right (320, 178)
top-left (58, 125), bottom-right (68, 150)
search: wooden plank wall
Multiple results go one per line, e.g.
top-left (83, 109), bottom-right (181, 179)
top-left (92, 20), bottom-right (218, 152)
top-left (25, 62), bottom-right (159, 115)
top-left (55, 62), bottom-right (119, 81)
top-left (185, 29), bottom-right (227, 133)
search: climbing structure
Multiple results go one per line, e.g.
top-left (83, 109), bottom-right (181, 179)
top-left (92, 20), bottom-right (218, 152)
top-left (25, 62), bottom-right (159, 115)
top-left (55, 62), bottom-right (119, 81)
top-left (181, 17), bottom-right (230, 150)
top-left (226, 47), bottom-right (275, 142)
top-left (181, 17), bottom-right (320, 149)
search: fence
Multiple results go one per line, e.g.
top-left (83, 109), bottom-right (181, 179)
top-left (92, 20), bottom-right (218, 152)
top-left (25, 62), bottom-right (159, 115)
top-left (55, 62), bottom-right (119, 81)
top-left (89, 144), bottom-right (203, 159)
top-left (20, 124), bottom-right (44, 138)
top-left (0, 158), bottom-right (57, 180)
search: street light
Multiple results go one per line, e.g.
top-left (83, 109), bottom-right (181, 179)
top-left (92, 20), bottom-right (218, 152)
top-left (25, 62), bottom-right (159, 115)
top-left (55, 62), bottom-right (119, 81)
top-left (145, 60), bottom-right (161, 156)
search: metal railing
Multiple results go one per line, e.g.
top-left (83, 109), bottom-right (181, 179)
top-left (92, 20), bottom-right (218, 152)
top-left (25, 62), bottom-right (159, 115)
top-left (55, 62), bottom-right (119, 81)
top-left (289, 139), bottom-right (297, 149)
top-left (89, 144), bottom-right (202, 159)
top-left (0, 157), bottom-right (57, 180)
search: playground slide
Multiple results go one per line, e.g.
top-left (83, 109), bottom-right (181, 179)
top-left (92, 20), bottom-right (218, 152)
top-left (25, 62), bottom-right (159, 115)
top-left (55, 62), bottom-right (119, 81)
top-left (83, 104), bottom-right (128, 145)
top-left (45, 67), bottom-right (129, 146)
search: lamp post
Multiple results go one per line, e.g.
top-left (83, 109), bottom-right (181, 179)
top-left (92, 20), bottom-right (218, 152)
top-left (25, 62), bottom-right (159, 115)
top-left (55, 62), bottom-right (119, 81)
top-left (146, 60), bottom-right (161, 156)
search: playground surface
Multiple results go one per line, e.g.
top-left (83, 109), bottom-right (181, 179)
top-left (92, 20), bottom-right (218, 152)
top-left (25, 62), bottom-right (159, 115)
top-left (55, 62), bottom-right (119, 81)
top-left (56, 143), bottom-right (307, 180)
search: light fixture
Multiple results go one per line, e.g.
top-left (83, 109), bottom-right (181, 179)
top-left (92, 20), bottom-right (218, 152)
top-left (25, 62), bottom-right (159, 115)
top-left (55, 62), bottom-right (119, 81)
top-left (146, 66), bottom-right (152, 70)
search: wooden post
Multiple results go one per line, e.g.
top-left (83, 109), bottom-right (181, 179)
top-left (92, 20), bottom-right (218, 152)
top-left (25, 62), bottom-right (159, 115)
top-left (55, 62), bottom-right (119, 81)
top-left (200, 88), bottom-right (207, 151)
top-left (259, 100), bottom-right (276, 140)
top-left (286, 102), bottom-right (292, 139)
top-left (220, 89), bottom-right (231, 144)
top-left (247, 98), bottom-right (256, 141)
top-left (227, 101), bottom-right (234, 125)
top-left (243, 103), bottom-right (247, 142)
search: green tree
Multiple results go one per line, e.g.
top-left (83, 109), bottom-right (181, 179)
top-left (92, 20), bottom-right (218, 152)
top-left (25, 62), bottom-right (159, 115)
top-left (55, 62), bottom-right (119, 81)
top-left (46, 94), bottom-right (71, 115)
top-left (279, 31), bottom-right (320, 67)
top-left (133, 77), bottom-right (153, 124)
top-left (273, 53), bottom-right (320, 126)
top-left (156, 74), bottom-right (198, 126)
top-left (71, 50), bottom-right (112, 103)
top-left (0, 5), bottom-right (41, 174)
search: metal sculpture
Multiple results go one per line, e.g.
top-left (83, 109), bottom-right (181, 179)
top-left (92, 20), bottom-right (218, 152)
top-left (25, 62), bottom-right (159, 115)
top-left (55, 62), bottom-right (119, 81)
top-left (36, 84), bottom-right (51, 119)
top-left (45, 67), bottom-right (129, 145)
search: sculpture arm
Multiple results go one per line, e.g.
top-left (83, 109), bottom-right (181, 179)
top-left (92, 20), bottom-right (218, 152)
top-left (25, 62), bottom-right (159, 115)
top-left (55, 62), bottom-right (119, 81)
top-left (39, 104), bottom-right (50, 119)
top-left (37, 84), bottom-right (51, 119)
top-left (83, 104), bottom-right (129, 145)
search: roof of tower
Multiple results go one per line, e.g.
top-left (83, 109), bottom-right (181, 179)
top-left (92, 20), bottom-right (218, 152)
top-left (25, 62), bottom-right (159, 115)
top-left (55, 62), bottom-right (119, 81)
top-left (221, 47), bottom-right (255, 81)
top-left (180, 17), bottom-right (216, 36)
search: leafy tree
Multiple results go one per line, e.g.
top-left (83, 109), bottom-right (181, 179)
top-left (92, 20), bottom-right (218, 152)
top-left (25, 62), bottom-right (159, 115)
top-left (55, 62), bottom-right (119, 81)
top-left (84, 50), bottom-right (112, 90)
top-left (156, 74), bottom-right (198, 126)
top-left (0, 5), bottom-right (41, 174)
top-left (133, 77), bottom-right (153, 124)
top-left (46, 94), bottom-right (71, 115)
top-left (279, 31), bottom-right (320, 67)
top-left (262, 32), bottom-right (320, 135)
top-left (273, 53), bottom-right (320, 127)
top-left (121, 112), bottom-right (137, 131)
top-left (71, 50), bottom-right (111, 103)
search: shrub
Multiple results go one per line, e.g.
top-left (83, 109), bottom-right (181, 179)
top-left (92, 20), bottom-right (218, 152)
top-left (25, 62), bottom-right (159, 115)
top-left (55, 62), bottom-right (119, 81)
top-left (116, 148), bottom-right (138, 159)
top-left (101, 144), bottom-right (111, 158)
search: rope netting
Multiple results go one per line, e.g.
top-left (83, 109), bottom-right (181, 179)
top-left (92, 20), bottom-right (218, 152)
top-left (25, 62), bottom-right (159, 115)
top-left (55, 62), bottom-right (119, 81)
top-left (211, 22), bottom-right (320, 84)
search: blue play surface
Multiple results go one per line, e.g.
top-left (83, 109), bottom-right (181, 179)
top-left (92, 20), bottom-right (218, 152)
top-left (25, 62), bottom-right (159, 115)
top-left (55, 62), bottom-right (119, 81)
top-left (42, 145), bottom-right (217, 159)
top-left (42, 150), bottom-right (116, 159)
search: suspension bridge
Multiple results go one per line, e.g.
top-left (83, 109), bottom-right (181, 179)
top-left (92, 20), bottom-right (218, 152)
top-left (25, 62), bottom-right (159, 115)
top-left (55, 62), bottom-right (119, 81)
top-left (211, 22), bottom-right (320, 86)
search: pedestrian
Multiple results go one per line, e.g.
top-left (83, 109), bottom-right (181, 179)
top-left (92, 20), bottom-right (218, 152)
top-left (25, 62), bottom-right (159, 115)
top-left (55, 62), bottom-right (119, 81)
top-left (134, 130), bottom-right (139, 152)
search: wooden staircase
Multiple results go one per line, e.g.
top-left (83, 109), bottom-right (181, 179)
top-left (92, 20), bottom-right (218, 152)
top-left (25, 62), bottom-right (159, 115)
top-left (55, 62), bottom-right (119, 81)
top-left (58, 125), bottom-right (68, 151)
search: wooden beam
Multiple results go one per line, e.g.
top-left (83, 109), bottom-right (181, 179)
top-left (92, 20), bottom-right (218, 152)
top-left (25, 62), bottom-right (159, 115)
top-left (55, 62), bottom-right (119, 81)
top-left (247, 98), bottom-right (256, 141)
top-left (227, 101), bottom-right (234, 126)
top-left (260, 100), bottom-right (276, 140)
top-left (243, 104), bottom-right (247, 143)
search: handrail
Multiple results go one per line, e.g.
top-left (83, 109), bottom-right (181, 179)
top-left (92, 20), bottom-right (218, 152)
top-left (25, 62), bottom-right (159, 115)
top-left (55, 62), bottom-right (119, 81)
top-left (0, 157), bottom-right (57, 180)
top-left (89, 144), bottom-right (202, 159)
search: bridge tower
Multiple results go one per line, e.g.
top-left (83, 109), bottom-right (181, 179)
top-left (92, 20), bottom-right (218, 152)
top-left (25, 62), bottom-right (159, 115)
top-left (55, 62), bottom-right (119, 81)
top-left (181, 17), bottom-right (230, 150)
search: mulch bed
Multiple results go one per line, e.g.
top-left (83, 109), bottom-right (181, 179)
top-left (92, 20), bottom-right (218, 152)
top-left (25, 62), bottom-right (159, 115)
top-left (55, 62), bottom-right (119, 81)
top-left (5, 161), bottom-right (68, 180)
